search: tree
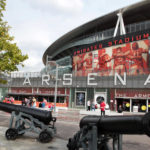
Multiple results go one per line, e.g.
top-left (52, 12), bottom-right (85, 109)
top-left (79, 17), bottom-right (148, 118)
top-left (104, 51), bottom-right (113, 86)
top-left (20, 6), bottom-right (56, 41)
top-left (0, 0), bottom-right (28, 83)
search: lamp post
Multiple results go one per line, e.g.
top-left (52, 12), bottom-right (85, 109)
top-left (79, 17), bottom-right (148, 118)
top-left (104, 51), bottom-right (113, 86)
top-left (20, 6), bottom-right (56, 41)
top-left (46, 56), bottom-right (57, 112)
top-left (54, 65), bottom-right (66, 112)
top-left (46, 56), bottom-right (66, 112)
top-left (54, 64), bottom-right (58, 112)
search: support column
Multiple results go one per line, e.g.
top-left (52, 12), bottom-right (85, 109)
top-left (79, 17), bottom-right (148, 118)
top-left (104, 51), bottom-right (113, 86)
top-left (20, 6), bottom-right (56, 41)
top-left (114, 89), bottom-right (117, 112)
top-left (105, 89), bottom-right (108, 103)
top-left (146, 99), bottom-right (148, 113)
top-left (9, 87), bottom-right (11, 93)
top-left (65, 88), bottom-right (67, 105)
top-left (54, 64), bottom-right (58, 112)
top-left (114, 12), bottom-right (126, 37)
top-left (65, 88), bottom-right (66, 95)
top-left (69, 88), bottom-right (72, 108)
top-left (130, 99), bottom-right (132, 113)
top-left (94, 88), bottom-right (95, 101)
top-left (85, 88), bottom-right (87, 109)
top-left (74, 88), bottom-right (76, 108)
top-left (37, 88), bottom-right (39, 94)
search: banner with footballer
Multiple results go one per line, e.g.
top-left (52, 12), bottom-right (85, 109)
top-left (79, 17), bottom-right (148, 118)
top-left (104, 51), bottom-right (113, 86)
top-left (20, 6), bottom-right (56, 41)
top-left (73, 39), bottom-right (150, 76)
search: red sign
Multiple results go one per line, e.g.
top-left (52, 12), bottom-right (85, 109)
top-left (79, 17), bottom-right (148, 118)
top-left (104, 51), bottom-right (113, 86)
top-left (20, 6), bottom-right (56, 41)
top-left (116, 89), bottom-right (150, 98)
top-left (38, 88), bottom-right (65, 95)
top-left (10, 88), bottom-right (68, 95)
top-left (11, 88), bottom-right (32, 93)
top-left (73, 31), bottom-right (150, 56)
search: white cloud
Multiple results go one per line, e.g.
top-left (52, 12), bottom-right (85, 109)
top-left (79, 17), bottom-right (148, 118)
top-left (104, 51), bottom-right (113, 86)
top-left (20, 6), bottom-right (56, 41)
top-left (52, 0), bottom-right (83, 12)
top-left (23, 0), bottom-right (84, 14)
top-left (7, 20), bottom-right (51, 72)
top-left (20, 62), bottom-right (44, 72)
top-left (24, 55), bottom-right (42, 69)
top-left (17, 44), bottom-right (45, 72)
top-left (10, 21), bottom-right (51, 47)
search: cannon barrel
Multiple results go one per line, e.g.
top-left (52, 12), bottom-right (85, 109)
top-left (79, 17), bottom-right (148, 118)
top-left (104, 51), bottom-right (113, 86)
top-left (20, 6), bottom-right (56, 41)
top-left (80, 113), bottom-right (150, 136)
top-left (0, 102), bottom-right (52, 125)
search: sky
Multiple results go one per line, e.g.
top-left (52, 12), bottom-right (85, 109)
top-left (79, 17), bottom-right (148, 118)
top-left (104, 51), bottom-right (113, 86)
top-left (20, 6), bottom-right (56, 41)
top-left (3, 0), bottom-right (142, 72)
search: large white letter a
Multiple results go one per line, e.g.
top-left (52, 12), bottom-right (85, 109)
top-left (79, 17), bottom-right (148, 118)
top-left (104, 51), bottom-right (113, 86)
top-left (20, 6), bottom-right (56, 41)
top-left (23, 76), bottom-right (31, 85)
top-left (144, 74), bottom-right (150, 85)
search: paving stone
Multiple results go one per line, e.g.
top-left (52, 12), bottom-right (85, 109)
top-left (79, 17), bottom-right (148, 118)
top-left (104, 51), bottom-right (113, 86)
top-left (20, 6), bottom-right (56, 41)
top-left (0, 126), bottom-right (68, 150)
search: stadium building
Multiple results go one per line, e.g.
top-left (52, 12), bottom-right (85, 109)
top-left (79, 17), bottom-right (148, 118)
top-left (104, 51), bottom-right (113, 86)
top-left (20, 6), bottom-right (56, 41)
top-left (6, 1), bottom-right (150, 112)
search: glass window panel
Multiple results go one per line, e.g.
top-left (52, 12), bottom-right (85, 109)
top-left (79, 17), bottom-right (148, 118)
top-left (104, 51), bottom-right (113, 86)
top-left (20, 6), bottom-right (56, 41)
top-left (141, 23), bottom-right (145, 30)
top-left (99, 33), bottom-right (102, 40)
top-left (110, 29), bottom-right (114, 36)
top-left (107, 31), bottom-right (110, 36)
top-left (136, 24), bottom-right (140, 32)
top-left (125, 25), bottom-right (130, 33)
top-left (103, 31), bottom-right (106, 37)
top-left (146, 21), bottom-right (150, 29)
top-left (131, 24), bottom-right (135, 32)
top-left (96, 35), bottom-right (99, 41)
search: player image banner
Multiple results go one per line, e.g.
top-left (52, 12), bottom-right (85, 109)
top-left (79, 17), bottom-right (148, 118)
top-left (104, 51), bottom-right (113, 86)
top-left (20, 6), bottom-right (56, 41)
top-left (73, 39), bottom-right (150, 76)
top-left (75, 92), bottom-right (86, 106)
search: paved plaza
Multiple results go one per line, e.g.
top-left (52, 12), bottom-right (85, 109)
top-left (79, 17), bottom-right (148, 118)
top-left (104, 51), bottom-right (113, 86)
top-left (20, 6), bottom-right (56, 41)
top-left (0, 126), bottom-right (67, 150)
top-left (0, 109), bottom-right (150, 150)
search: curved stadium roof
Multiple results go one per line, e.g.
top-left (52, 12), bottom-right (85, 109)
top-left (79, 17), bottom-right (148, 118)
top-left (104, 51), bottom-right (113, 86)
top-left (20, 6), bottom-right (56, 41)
top-left (43, 0), bottom-right (150, 65)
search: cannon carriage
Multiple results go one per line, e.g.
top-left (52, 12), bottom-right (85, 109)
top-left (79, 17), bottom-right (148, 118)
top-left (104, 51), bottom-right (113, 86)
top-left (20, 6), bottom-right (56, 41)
top-left (67, 113), bottom-right (150, 150)
top-left (0, 102), bottom-right (56, 143)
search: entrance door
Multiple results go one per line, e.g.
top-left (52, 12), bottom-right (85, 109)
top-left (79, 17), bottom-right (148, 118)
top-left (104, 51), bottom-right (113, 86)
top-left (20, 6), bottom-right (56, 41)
top-left (132, 99), bottom-right (146, 112)
top-left (116, 98), bottom-right (130, 112)
top-left (94, 92), bottom-right (107, 105)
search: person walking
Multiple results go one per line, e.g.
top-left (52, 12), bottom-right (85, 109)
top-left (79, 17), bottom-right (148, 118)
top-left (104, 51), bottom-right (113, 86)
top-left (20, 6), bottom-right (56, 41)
top-left (91, 100), bottom-right (95, 111)
top-left (26, 98), bottom-right (30, 107)
top-left (87, 100), bottom-right (91, 111)
top-left (24, 98), bottom-right (28, 106)
top-left (22, 98), bottom-right (26, 106)
top-left (100, 100), bottom-right (106, 116)
top-left (118, 105), bottom-right (123, 113)
top-left (32, 97), bottom-right (37, 108)
top-left (29, 97), bottom-right (33, 107)
top-left (10, 96), bottom-right (14, 104)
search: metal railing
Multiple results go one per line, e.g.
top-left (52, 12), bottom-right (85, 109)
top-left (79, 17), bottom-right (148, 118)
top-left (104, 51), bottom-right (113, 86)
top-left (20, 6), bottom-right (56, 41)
top-left (10, 72), bottom-right (42, 78)
top-left (9, 68), bottom-right (150, 78)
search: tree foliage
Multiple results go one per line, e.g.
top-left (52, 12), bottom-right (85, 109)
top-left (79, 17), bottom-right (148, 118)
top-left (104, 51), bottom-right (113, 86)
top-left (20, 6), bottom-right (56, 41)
top-left (0, 0), bottom-right (28, 76)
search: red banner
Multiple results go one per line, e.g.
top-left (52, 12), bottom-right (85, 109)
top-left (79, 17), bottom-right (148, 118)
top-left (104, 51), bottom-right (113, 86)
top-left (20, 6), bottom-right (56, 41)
top-left (116, 89), bottom-right (150, 98)
top-left (11, 88), bottom-right (68, 95)
top-left (38, 88), bottom-right (65, 95)
top-left (11, 88), bottom-right (32, 93)
top-left (73, 39), bottom-right (150, 76)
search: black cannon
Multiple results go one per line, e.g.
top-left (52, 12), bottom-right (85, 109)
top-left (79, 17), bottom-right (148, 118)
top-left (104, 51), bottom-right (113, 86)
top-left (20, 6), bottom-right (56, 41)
top-left (67, 113), bottom-right (150, 150)
top-left (0, 102), bottom-right (56, 143)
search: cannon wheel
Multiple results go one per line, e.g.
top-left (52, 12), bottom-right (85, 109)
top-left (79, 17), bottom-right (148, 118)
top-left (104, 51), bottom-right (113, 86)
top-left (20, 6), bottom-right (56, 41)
top-left (39, 130), bottom-right (52, 143)
top-left (5, 128), bottom-right (18, 140)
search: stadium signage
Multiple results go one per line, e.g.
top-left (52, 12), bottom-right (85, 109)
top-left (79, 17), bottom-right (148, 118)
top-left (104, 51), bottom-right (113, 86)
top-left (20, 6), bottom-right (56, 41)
top-left (116, 91), bottom-right (150, 98)
top-left (73, 29), bottom-right (150, 56)
top-left (22, 73), bottom-right (150, 87)
top-left (63, 73), bottom-right (150, 86)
